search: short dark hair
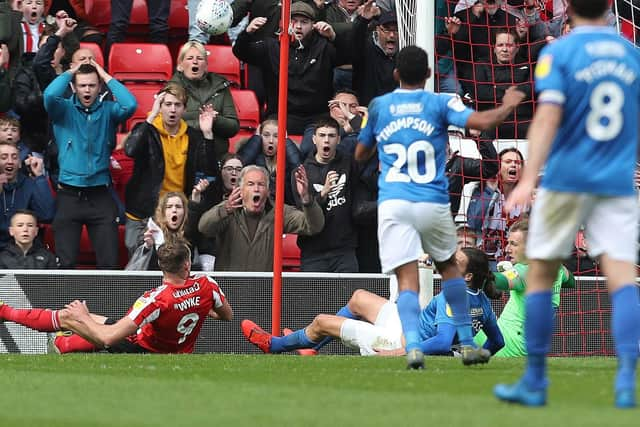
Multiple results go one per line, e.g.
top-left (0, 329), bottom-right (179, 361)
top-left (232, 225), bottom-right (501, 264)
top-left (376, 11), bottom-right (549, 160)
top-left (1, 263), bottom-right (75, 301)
top-left (499, 147), bottom-right (524, 163)
top-left (332, 88), bottom-right (360, 101)
top-left (73, 64), bottom-right (99, 84)
top-left (395, 45), bottom-right (430, 86)
top-left (313, 117), bottom-right (340, 134)
top-left (569, 0), bottom-right (609, 19)
top-left (460, 247), bottom-right (496, 294)
top-left (157, 240), bottom-right (191, 274)
top-left (10, 209), bottom-right (37, 226)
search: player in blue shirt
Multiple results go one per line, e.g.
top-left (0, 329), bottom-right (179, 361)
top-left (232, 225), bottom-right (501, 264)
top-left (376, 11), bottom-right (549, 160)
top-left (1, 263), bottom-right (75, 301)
top-left (495, 0), bottom-right (640, 408)
top-left (240, 247), bottom-right (504, 357)
top-left (354, 45), bottom-right (524, 369)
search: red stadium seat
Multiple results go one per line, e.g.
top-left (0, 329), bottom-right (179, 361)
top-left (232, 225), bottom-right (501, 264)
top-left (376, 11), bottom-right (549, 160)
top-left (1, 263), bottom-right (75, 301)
top-left (204, 44), bottom-right (241, 86)
top-left (230, 89), bottom-right (260, 132)
top-left (40, 224), bottom-right (129, 269)
top-left (229, 130), bottom-right (255, 153)
top-left (108, 43), bottom-right (173, 82)
top-left (282, 234), bottom-right (301, 271)
top-left (125, 85), bottom-right (160, 131)
top-left (79, 42), bottom-right (105, 67)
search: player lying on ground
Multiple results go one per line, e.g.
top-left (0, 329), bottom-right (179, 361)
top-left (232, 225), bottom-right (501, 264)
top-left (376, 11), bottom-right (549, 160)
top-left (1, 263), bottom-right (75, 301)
top-left (354, 41), bottom-right (525, 369)
top-left (0, 240), bottom-right (233, 353)
top-left (475, 218), bottom-right (574, 357)
top-left (242, 247), bottom-right (503, 360)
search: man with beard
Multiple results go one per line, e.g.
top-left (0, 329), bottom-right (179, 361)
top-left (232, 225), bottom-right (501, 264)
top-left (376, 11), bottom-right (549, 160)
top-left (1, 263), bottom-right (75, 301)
top-left (352, 2), bottom-right (398, 106)
top-left (232, 1), bottom-right (350, 134)
top-left (123, 82), bottom-right (219, 258)
top-left (198, 165), bottom-right (324, 271)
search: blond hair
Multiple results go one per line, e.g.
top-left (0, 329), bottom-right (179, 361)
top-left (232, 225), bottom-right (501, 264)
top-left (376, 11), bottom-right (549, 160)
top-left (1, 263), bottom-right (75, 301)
top-left (177, 41), bottom-right (208, 66)
top-left (159, 82), bottom-right (188, 105)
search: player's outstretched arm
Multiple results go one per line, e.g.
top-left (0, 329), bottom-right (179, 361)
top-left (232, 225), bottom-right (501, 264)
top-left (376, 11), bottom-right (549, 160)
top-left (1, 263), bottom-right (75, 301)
top-left (65, 300), bottom-right (138, 348)
top-left (504, 103), bottom-right (562, 213)
top-left (208, 299), bottom-right (233, 321)
top-left (465, 86), bottom-right (526, 131)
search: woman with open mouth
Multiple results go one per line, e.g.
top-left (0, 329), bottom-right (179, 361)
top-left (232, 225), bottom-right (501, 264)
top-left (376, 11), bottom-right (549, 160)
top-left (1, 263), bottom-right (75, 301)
top-left (170, 41), bottom-right (240, 161)
top-left (236, 119), bottom-right (302, 205)
top-left (126, 192), bottom-right (200, 271)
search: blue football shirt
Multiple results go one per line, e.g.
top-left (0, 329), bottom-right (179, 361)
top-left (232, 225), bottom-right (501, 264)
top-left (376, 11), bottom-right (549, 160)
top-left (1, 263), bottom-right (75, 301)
top-left (418, 288), bottom-right (497, 342)
top-left (535, 26), bottom-right (640, 195)
top-left (358, 89), bottom-right (473, 204)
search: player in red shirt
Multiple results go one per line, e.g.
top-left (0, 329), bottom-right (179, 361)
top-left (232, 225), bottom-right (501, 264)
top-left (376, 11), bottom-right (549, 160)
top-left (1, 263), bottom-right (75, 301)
top-left (0, 240), bottom-right (233, 353)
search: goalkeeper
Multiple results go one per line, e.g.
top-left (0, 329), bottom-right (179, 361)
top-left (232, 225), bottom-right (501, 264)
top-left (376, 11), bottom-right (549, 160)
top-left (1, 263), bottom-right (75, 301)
top-left (475, 218), bottom-right (574, 356)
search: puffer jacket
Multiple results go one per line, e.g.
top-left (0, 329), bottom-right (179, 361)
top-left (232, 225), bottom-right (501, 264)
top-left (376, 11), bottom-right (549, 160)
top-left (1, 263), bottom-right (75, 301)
top-left (0, 240), bottom-right (58, 269)
top-left (170, 71), bottom-right (239, 161)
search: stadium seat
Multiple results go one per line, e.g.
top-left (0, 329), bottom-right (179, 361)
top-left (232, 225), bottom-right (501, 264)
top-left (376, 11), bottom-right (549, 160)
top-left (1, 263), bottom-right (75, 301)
top-left (282, 234), bottom-right (301, 271)
top-left (111, 134), bottom-right (134, 204)
top-left (229, 130), bottom-right (255, 153)
top-left (230, 89), bottom-right (260, 132)
top-left (204, 44), bottom-right (242, 86)
top-left (39, 224), bottom-right (129, 269)
top-left (108, 43), bottom-right (173, 82)
top-left (79, 42), bottom-right (105, 67)
top-left (125, 85), bottom-right (159, 131)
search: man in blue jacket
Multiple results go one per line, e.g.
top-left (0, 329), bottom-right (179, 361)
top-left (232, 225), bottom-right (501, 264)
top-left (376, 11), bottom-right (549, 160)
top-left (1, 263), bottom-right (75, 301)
top-left (43, 60), bottom-right (137, 269)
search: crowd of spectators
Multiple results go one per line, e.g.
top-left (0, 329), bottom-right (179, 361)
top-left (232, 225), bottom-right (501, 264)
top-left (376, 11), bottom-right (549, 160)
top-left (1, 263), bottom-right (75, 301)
top-left (0, 0), bottom-right (615, 275)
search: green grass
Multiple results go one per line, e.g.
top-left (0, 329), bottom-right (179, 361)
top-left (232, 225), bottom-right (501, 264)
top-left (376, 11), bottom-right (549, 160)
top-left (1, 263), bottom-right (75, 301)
top-left (0, 355), bottom-right (637, 426)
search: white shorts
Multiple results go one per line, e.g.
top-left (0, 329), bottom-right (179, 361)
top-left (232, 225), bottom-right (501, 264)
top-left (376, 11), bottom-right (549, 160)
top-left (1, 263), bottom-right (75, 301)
top-left (378, 199), bottom-right (456, 274)
top-left (339, 302), bottom-right (403, 356)
top-left (527, 189), bottom-right (639, 262)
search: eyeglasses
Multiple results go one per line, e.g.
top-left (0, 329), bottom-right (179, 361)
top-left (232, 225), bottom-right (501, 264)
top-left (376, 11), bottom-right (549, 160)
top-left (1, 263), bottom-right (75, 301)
top-left (222, 166), bottom-right (243, 173)
top-left (378, 26), bottom-right (398, 35)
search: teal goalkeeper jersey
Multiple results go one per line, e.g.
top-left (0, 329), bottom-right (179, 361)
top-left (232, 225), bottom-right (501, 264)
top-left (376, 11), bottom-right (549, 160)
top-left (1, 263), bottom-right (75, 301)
top-left (497, 263), bottom-right (564, 327)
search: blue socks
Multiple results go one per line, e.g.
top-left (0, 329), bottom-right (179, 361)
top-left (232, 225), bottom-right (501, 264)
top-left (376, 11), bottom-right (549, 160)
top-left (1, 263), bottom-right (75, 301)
top-left (441, 278), bottom-right (473, 345)
top-left (313, 305), bottom-right (358, 351)
top-left (271, 328), bottom-right (317, 353)
top-left (397, 290), bottom-right (421, 352)
top-left (611, 285), bottom-right (640, 393)
top-left (522, 291), bottom-right (553, 391)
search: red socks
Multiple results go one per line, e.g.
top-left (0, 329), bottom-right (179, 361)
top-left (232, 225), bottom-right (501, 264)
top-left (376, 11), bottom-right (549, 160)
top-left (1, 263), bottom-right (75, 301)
top-left (55, 334), bottom-right (98, 353)
top-left (0, 305), bottom-right (60, 332)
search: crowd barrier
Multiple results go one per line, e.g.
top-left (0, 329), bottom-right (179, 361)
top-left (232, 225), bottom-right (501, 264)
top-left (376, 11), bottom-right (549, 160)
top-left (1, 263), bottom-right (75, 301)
top-left (0, 271), bottom-right (614, 356)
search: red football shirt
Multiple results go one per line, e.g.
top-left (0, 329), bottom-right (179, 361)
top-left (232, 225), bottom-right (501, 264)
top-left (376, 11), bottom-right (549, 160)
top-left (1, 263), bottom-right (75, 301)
top-left (126, 275), bottom-right (226, 353)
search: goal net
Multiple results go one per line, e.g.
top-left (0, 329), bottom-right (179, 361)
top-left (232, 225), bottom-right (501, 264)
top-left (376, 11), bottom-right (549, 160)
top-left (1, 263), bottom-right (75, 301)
top-left (614, 0), bottom-right (640, 44)
top-left (393, 0), bottom-right (638, 356)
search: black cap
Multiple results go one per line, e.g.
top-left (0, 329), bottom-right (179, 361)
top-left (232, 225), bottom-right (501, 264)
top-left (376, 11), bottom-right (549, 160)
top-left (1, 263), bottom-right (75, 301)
top-left (376, 11), bottom-right (397, 26)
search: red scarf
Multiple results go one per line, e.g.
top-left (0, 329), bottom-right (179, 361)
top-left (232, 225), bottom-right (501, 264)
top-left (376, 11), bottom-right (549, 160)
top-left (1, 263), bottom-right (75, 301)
top-left (22, 21), bottom-right (45, 53)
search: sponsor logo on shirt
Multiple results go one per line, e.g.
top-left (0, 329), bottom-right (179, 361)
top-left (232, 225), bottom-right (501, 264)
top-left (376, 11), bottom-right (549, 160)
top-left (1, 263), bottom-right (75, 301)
top-left (389, 102), bottom-right (424, 116)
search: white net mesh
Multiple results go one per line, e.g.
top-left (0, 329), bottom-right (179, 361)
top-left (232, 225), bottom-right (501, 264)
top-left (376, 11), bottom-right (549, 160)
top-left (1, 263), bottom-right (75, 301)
top-left (394, 0), bottom-right (417, 49)
top-left (614, 0), bottom-right (640, 45)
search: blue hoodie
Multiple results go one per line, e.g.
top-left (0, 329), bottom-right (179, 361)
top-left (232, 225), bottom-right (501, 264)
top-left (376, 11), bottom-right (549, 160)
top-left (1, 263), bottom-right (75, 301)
top-left (43, 71), bottom-right (137, 187)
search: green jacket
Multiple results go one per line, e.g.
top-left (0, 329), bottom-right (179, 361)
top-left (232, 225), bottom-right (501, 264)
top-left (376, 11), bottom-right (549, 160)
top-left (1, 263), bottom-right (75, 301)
top-left (198, 200), bottom-right (324, 272)
top-left (170, 71), bottom-right (239, 160)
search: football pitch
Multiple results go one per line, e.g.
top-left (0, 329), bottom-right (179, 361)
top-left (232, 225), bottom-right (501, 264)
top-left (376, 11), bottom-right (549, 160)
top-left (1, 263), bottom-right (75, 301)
top-left (0, 354), bottom-right (636, 427)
